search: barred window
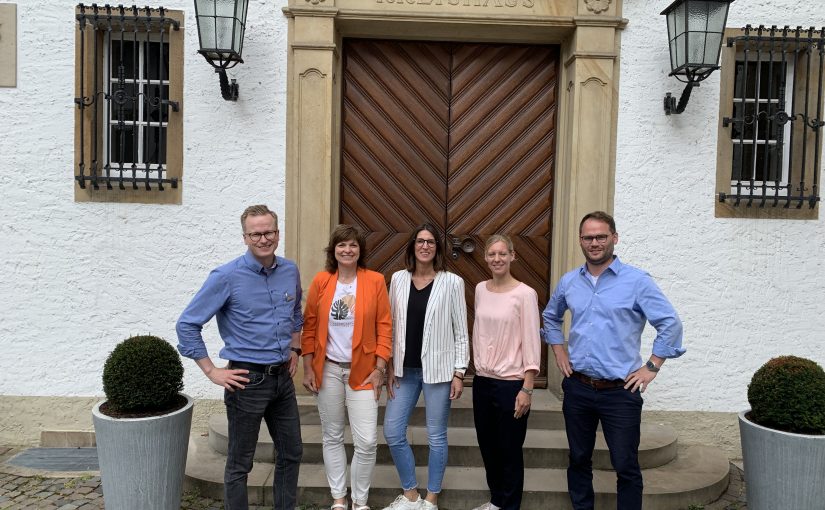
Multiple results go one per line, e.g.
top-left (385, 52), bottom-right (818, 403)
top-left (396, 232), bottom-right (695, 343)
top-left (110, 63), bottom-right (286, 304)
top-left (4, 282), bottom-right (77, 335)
top-left (716, 26), bottom-right (823, 218)
top-left (74, 4), bottom-right (184, 204)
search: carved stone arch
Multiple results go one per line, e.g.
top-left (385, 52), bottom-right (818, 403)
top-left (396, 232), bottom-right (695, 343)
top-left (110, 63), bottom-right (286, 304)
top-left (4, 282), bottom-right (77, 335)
top-left (581, 76), bottom-right (608, 87)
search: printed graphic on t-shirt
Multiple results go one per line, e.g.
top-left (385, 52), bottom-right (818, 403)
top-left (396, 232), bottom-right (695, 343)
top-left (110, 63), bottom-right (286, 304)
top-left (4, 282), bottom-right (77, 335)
top-left (330, 293), bottom-right (355, 322)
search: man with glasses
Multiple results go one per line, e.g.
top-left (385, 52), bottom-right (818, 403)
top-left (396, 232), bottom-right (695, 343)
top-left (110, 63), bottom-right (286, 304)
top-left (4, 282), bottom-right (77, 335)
top-left (542, 211), bottom-right (684, 510)
top-left (177, 204), bottom-right (304, 510)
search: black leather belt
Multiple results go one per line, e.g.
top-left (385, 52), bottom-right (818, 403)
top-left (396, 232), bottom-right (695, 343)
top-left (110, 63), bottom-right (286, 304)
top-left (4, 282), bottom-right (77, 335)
top-left (325, 357), bottom-right (352, 369)
top-left (571, 371), bottom-right (626, 390)
top-left (230, 360), bottom-right (287, 376)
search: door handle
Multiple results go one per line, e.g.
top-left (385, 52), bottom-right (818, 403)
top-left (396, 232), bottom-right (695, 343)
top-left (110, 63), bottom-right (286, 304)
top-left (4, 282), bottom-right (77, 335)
top-left (448, 235), bottom-right (475, 260)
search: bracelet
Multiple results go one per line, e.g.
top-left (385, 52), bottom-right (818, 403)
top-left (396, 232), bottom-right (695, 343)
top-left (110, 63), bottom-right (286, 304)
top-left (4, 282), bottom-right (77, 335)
top-left (374, 365), bottom-right (386, 375)
top-left (520, 387), bottom-right (533, 396)
top-left (452, 372), bottom-right (464, 381)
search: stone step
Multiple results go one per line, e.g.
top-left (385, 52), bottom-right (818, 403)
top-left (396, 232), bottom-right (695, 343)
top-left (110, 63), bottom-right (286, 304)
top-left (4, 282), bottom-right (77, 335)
top-left (184, 435), bottom-right (729, 510)
top-left (295, 390), bottom-right (566, 429)
top-left (207, 415), bottom-right (678, 470)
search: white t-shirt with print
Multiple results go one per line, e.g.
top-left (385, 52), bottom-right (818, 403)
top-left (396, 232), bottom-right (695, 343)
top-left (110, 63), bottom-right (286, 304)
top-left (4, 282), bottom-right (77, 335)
top-left (326, 277), bottom-right (356, 362)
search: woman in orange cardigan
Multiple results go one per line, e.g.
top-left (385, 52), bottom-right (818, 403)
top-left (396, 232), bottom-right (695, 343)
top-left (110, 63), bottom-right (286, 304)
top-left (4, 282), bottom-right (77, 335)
top-left (302, 224), bottom-right (392, 510)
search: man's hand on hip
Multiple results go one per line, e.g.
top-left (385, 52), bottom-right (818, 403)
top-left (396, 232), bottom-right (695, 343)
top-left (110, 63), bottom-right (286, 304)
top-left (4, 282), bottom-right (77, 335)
top-left (206, 366), bottom-right (250, 392)
top-left (551, 344), bottom-right (573, 377)
top-left (624, 366), bottom-right (657, 393)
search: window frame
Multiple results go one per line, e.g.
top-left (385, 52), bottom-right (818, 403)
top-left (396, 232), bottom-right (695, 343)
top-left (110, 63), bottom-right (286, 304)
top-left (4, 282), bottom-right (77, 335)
top-left (715, 27), bottom-right (822, 219)
top-left (73, 5), bottom-right (184, 205)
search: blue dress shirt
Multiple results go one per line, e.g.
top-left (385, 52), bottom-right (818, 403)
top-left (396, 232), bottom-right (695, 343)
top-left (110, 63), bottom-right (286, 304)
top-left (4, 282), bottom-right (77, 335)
top-left (542, 256), bottom-right (685, 380)
top-left (176, 251), bottom-right (304, 365)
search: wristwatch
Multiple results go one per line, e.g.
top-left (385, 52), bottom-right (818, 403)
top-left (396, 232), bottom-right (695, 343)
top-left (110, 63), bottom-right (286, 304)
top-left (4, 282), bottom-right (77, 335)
top-left (290, 347), bottom-right (302, 356)
top-left (645, 360), bottom-right (660, 372)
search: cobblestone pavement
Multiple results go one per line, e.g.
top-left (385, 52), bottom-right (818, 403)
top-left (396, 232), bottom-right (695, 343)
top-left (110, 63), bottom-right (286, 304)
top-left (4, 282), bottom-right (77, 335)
top-left (1, 447), bottom-right (747, 510)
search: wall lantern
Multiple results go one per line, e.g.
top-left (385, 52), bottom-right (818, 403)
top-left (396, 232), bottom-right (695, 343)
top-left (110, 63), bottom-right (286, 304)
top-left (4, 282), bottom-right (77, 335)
top-left (193, 0), bottom-right (249, 101)
top-left (661, 0), bottom-right (734, 115)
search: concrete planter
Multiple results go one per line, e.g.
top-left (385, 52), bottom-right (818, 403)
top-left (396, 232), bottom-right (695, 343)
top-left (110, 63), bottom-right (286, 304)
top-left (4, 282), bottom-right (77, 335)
top-left (739, 410), bottom-right (825, 510)
top-left (93, 393), bottom-right (193, 510)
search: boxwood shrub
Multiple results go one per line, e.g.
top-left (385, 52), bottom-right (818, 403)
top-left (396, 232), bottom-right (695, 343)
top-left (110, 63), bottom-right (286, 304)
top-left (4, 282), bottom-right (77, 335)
top-left (102, 335), bottom-right (184, 412)
top-left (748, 355), bottom-right (825, 434)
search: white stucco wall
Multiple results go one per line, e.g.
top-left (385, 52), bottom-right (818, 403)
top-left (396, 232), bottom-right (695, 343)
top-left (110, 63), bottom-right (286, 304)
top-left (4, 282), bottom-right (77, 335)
top-left (0, 0), bottom-right (290, 400)
top-left (0, 0), bottom-right (822, 415)
top-left (616, 1), bottom-right (825, 412)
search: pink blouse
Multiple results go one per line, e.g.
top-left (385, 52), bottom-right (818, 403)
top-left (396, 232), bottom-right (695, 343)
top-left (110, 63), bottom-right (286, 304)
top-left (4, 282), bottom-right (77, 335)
top-left (472, 281), bottom-right (542, 380)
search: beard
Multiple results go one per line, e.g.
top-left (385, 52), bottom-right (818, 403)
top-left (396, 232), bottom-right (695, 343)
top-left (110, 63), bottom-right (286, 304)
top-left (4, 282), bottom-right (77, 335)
top-left (582, 245), bottom-right (614, 266)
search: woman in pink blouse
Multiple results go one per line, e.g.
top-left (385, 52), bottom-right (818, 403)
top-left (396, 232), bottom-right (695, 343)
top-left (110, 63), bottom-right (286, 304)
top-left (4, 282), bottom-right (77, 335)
top-left (470, 234), bottom-right (541, 510)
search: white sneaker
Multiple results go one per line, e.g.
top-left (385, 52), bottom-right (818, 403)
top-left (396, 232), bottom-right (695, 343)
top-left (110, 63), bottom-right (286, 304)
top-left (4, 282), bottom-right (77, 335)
top-left (470, 503), bottom-right (500, 510)
top-left (419, 499), bottom-right (438, 510)
top-left (380, 494), bottom-right (422, 510)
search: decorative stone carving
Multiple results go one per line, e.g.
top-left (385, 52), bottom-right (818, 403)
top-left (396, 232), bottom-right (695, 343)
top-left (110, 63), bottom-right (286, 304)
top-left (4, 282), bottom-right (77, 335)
top-left (584, 0), bottom-right (611, 14)
top-left (305, 0), bottom-right (326, 4)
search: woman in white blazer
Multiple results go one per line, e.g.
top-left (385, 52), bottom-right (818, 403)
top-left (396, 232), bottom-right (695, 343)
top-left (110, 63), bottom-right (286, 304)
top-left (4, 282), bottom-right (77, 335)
top-left (380, 224), bottom-right (469, 510)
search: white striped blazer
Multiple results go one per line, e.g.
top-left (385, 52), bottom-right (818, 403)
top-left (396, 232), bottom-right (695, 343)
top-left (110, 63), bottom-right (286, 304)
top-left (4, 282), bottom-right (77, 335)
top-left (389, 270), bottom-right (469, 383)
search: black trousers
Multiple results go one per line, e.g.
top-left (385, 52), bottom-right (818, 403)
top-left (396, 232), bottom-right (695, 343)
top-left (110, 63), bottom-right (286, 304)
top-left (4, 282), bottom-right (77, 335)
top-left (472, 375), bottom-right (529, 510)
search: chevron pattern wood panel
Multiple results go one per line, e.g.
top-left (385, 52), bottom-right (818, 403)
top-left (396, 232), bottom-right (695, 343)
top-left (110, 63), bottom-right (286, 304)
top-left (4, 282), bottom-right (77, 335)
top-left (446, 44), bottom-right (557, 385)
top-left (340, 40), bottom-right (557, 385)
top-left (341, 39), bottom-right (451, 278)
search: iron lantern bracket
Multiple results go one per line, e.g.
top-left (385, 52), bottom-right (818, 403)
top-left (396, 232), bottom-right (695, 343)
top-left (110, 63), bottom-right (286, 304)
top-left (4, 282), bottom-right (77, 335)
top-left (217, 69), bottom-right (239, 102)
top-left (664, 81), bottom-right (696, 115)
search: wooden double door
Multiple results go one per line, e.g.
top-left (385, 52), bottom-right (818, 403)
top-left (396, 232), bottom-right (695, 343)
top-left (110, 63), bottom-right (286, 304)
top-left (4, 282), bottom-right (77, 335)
top-left (340, 39), bottom-right (558, 386)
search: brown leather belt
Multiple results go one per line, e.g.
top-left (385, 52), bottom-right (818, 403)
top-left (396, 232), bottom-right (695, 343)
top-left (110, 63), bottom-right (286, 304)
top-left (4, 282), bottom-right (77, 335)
top-left (571, 371), bottom-right (626, 390)
top-left (326, 357), bottom-right (352, 369)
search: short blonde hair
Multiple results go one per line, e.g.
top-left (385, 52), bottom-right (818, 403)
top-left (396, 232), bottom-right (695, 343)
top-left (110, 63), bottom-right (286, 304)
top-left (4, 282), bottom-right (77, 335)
top-left (240, 205), bottom-right (278, 231)
top-left (484, 234), bottom-right (514, 253)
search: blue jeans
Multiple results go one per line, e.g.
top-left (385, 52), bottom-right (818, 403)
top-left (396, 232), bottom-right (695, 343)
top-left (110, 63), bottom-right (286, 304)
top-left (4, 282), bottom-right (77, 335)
top-left (383, 368), bottom-right (451, 494)
top-left (224, 365), bottom-right (302, 510)
top-left (562, 376), bottom-right (643, 510)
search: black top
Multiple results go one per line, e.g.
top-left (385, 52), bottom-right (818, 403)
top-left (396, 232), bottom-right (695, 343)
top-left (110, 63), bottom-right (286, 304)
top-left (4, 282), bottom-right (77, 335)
top-left (403, 279), bottom-right (433, 369)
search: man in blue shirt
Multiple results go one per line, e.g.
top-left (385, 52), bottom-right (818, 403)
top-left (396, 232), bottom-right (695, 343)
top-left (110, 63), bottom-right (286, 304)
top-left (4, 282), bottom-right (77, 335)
top-left (542, 211), bottom-right (684, 510)
top-left (177, 204), bottom-right (304, 510)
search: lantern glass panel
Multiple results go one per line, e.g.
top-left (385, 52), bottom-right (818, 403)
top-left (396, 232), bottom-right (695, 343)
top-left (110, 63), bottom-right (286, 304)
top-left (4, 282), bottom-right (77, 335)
top-left (215, 16), bottom-right (235, 51)
top-left (196, 17), bottom-right (216, 50)
top-left (688, 32), bottom-right (707, 64)
top-left (703, 32), bottom-right (723, 64)
top-left (667, 11), bottom-right (676, 41)
top-left (233, 20), bottom-right (244, 53)
top-left (674, 33), bottom-right (687, 68)
top-left (674, 2), bottom-right (687, 37)
top-left (215, 0), bottom-right (236, 17)
top-left (706, 1), bottom-right (729, 32)
top-left (688, 1), bottom-right (709, 32)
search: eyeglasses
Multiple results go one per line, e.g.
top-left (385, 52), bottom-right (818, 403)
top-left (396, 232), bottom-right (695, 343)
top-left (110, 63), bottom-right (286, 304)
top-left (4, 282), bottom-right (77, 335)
top-left (580, 234), bottom-right (612, 244)
top-left (415, 238), bottom-right (437, 247)
top-left (245, 230), bottom-right (279, 242)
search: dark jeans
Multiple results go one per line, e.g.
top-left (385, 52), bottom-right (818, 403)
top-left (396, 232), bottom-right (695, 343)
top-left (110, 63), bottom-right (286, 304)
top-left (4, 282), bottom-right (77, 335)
top-left (562, 376), bottom-right (643, 510)
top-left (224, 365), bottom-right (303, 510)
top-left (472, 376), bottom-right (529, 510)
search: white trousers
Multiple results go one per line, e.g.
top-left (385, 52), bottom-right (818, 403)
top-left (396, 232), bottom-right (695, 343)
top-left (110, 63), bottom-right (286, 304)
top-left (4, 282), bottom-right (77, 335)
top-left (317, 361), bottom-right (379, 506)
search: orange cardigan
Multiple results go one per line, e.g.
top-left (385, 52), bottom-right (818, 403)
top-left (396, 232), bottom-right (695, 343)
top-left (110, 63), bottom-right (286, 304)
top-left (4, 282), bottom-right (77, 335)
top-left (301, 267), bottom-right (392, 390)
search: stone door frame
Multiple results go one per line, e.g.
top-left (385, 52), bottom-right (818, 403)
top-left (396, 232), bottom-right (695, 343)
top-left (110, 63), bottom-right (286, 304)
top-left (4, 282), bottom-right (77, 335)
top-left (282, 0), bottom-right (627, 391)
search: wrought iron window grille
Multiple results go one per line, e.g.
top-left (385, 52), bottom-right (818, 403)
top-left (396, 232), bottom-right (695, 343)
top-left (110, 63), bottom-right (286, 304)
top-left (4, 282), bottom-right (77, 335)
top-left (74, 4), bottom-right (180, 191)
top-left (719, 25), bottom-right (824, 209)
